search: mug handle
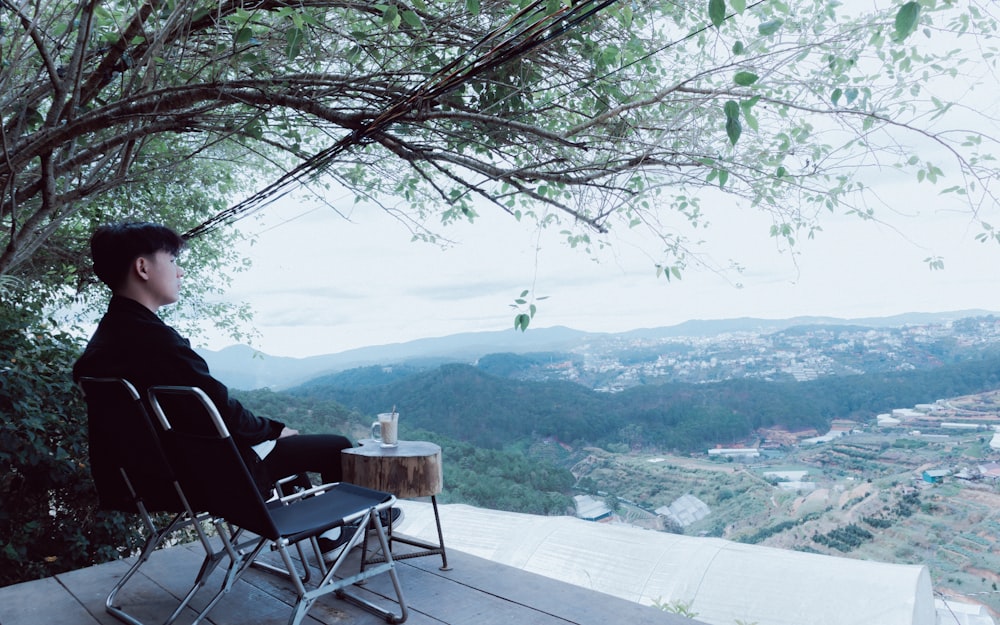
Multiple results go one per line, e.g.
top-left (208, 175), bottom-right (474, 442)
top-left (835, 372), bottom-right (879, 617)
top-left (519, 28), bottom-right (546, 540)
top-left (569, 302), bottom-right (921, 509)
top-left (371, 421), bottom-right (382, 443)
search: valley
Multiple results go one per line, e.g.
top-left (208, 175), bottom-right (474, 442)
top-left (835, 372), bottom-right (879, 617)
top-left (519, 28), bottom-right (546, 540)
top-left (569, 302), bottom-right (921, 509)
top-left (558, 417), bottom-right (1000, 617)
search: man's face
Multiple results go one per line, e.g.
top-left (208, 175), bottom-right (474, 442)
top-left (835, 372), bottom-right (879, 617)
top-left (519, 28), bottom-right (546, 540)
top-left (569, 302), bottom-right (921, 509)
top-left (143, 250), bottom-right (184, 307)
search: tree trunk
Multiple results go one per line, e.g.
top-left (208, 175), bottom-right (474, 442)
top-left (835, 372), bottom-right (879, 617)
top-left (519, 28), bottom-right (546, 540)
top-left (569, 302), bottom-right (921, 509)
top-left (341, 440), bottom-right (443, 500)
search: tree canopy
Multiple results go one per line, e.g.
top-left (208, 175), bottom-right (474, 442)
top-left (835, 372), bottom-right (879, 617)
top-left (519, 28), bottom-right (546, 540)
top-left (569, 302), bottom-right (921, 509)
top-left (1, 0), bottom-right (998, 316)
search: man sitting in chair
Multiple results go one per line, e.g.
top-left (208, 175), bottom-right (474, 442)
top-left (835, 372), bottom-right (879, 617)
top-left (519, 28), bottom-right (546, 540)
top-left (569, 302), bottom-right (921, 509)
top-left (73, 221), bottom-right (398, 561)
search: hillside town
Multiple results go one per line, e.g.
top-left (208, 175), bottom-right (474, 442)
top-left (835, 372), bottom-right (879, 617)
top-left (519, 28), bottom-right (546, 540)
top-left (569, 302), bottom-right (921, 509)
top-left (518, 315), bottom-right (1000, 391)
top-left (567, 386), bottom-right (1000, 625)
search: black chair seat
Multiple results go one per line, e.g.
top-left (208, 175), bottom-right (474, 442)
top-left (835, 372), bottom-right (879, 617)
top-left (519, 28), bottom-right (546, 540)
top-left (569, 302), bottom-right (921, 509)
top-left (269, 482), bottom-right (390, 544)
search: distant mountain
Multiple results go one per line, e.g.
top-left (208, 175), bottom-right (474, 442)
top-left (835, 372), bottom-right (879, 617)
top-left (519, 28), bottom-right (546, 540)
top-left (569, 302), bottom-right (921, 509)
top-left (616, 311), bottom-right (998, 339)
top-left (198, 325), bottom-right (599, 389)
top-left (198, 310), bottom-right (998, 390)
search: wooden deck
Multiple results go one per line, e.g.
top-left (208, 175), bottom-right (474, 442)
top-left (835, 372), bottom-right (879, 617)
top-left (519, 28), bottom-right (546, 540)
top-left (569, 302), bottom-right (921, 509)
top-left (0, 538), bottom-right (692, 625)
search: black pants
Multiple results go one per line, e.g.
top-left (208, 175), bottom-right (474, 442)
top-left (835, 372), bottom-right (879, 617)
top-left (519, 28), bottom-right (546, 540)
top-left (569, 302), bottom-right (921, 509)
top-left (262, 433), bottom-right (353, 487)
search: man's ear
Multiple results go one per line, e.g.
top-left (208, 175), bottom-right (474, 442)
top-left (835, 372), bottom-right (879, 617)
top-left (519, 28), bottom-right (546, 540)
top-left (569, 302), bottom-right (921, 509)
top-left (133, 256), bottom-right (150, 282)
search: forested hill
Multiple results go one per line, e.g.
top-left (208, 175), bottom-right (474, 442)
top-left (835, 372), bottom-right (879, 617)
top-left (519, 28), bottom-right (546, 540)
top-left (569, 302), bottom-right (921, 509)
top-left (288, 353), bottom-right (1000, 453)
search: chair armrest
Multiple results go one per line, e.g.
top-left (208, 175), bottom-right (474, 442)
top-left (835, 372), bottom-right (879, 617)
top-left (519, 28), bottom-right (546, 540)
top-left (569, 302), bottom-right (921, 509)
top-left (275, 482), bottom-right (340, 504)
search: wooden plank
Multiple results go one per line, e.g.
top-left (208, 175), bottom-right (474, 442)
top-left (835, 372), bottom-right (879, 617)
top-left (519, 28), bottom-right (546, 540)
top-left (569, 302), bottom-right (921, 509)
top-left (141, 541), bottom-right (330, 625)
top-left (56, 554), bottom-right (192, 625)
top-left (351, 548), bottom-right (598, 625)
top-left (0, 539), bottom-right (700, 625)
top-left (238, 543), bottom-right (438, 625)
top-left (0, 575), bottom-right (101, 625)
top-left (152, 540), bottom-right (413, 625)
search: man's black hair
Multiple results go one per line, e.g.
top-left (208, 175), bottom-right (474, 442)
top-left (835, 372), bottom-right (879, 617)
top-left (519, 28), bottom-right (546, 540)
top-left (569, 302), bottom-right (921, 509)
top-left (91, 222), bottom-right (186, 290)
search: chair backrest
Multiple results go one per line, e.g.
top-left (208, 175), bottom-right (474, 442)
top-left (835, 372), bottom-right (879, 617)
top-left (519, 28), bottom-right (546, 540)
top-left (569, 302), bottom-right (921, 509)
top-left (78, 377), bottom-right (184, 513)
top-left (147, 386), bottom-right (280, 540)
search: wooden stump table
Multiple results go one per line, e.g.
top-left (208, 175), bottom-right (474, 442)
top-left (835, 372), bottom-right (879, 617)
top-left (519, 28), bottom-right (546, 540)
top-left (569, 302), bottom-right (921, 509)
top-left (342, 440), bottom-right (450, 570)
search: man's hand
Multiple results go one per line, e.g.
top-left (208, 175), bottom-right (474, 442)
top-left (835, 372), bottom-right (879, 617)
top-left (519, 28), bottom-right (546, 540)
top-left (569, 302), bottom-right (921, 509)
top-left (278, 427), bottom-right (299, 438)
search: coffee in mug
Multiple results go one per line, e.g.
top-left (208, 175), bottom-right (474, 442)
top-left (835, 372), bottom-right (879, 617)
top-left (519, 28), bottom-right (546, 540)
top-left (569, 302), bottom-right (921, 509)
top-left (371, 412), bottom-right (399, 447)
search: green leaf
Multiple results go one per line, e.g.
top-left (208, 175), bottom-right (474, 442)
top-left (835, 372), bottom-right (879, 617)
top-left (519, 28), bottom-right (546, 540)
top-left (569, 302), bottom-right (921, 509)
top-left (466, 0), bottom-right (480, 15)
top-left (514, 313), bottom-right (531, 332)
top-left (285, 27), bottom-right (304, 61)
top-left (708, 0), bottom-right (725, 27)
top-left (724, 100), bottom-right (741, 145)
top-left (758, 19), bottom-right (782, 36)
top-left (730, 0), bottom-right (746, 13)
top-left (401, 10), bottom-right (423, 29)
top-left (923, 256), bottom-right (944, 271)
top-left (726, 115), bottom-right (741, 146)
top-left (382, 5), bottom-right (400, 28)
top-left (733, 71), bottom-right (758, 86)
top-left (234, 27), bottom-right (254, 45)
top-left (831, 88), bottom-right (842, 105)
top-left (732, 41), bottom-right (744, 55)
top-left (741, 105), bottom-right (759, 131)
top-left (894, 2), bottom-right (920, 42)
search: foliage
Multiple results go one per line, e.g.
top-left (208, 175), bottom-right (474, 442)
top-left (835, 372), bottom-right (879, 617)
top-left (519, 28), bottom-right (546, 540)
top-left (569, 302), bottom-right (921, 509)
top-left (290, 352), bottom-right (1000, 453)
top-left (652, 597), bottom-right (698, 617)
top-left (811, 522), bottom-right (874, 552)
top-left (0, 299), bottom-right (143, 587)
top-left (735, 513), bottom-right (820, 544)
top-left (230, 387), bottom-right (370, 437)
top-left (2, 0), bottom-right (998, 309)
top-left (429, 431), bottom-right (575, 515)
top-left (228, 390), bottom-right (577, 515)
top-left (475, 352), bottom-right (578, 379)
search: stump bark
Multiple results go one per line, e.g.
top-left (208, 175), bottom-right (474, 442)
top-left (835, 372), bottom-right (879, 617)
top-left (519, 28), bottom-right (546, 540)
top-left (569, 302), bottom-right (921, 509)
top-left (341, 440), bottom-right (443, 499)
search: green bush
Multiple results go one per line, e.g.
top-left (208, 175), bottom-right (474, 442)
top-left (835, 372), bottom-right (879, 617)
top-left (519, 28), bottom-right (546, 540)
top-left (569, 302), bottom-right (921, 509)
top-left (0, 301), bottom-right (142, 586)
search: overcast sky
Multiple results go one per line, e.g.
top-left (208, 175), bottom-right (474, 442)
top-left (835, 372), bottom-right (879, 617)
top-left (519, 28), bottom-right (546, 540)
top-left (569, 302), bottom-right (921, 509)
top-left (193, 20), bottom-right (1000, 360)
top-left (194, 169), bottom-right (1000, 359)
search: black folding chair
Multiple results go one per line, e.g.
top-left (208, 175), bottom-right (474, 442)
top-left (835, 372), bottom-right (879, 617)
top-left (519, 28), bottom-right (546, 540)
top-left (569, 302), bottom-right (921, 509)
top-left (77, 377), bottom-right (230, 625)
top-left (147, 385), bottom-right (408, 625)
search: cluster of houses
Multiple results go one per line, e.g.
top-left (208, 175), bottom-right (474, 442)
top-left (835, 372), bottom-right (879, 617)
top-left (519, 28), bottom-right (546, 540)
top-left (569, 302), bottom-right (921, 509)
top-left (922, 462), bottom-right (1000, 484)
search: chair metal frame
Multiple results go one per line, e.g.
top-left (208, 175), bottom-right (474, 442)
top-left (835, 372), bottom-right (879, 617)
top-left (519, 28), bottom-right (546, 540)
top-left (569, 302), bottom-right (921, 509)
top-left (147, 385), bottom-right (408, 625)
top-left (77, 377), bottom-right (230, 625)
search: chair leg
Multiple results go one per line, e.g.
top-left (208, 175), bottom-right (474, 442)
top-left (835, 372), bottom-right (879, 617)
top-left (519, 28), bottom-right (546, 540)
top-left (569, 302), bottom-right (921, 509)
top-left (105, 516), bottom-right (182, 625)
top-left (250, 537), bottom-right (313, 583)
top-left (189, 524), bottom-right (269, 625)
top-left (300, 508), bottom-right (408, 625)
top-left (106, 512), bottom-right (228, 625)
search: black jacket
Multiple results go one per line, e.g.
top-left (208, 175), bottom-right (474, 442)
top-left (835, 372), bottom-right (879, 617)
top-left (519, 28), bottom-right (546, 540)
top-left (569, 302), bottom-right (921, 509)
top-left (74, 296), bottom-right (285, 505)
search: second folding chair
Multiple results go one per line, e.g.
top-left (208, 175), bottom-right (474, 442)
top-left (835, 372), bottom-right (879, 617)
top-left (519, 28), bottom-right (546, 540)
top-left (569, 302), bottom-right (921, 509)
top-left (147, 385), bottom-right (408, 625)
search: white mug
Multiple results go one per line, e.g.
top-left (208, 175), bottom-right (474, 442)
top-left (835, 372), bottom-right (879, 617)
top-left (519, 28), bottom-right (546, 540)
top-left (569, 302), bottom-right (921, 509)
top-left (371, 412), bottom-right (399, 447)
